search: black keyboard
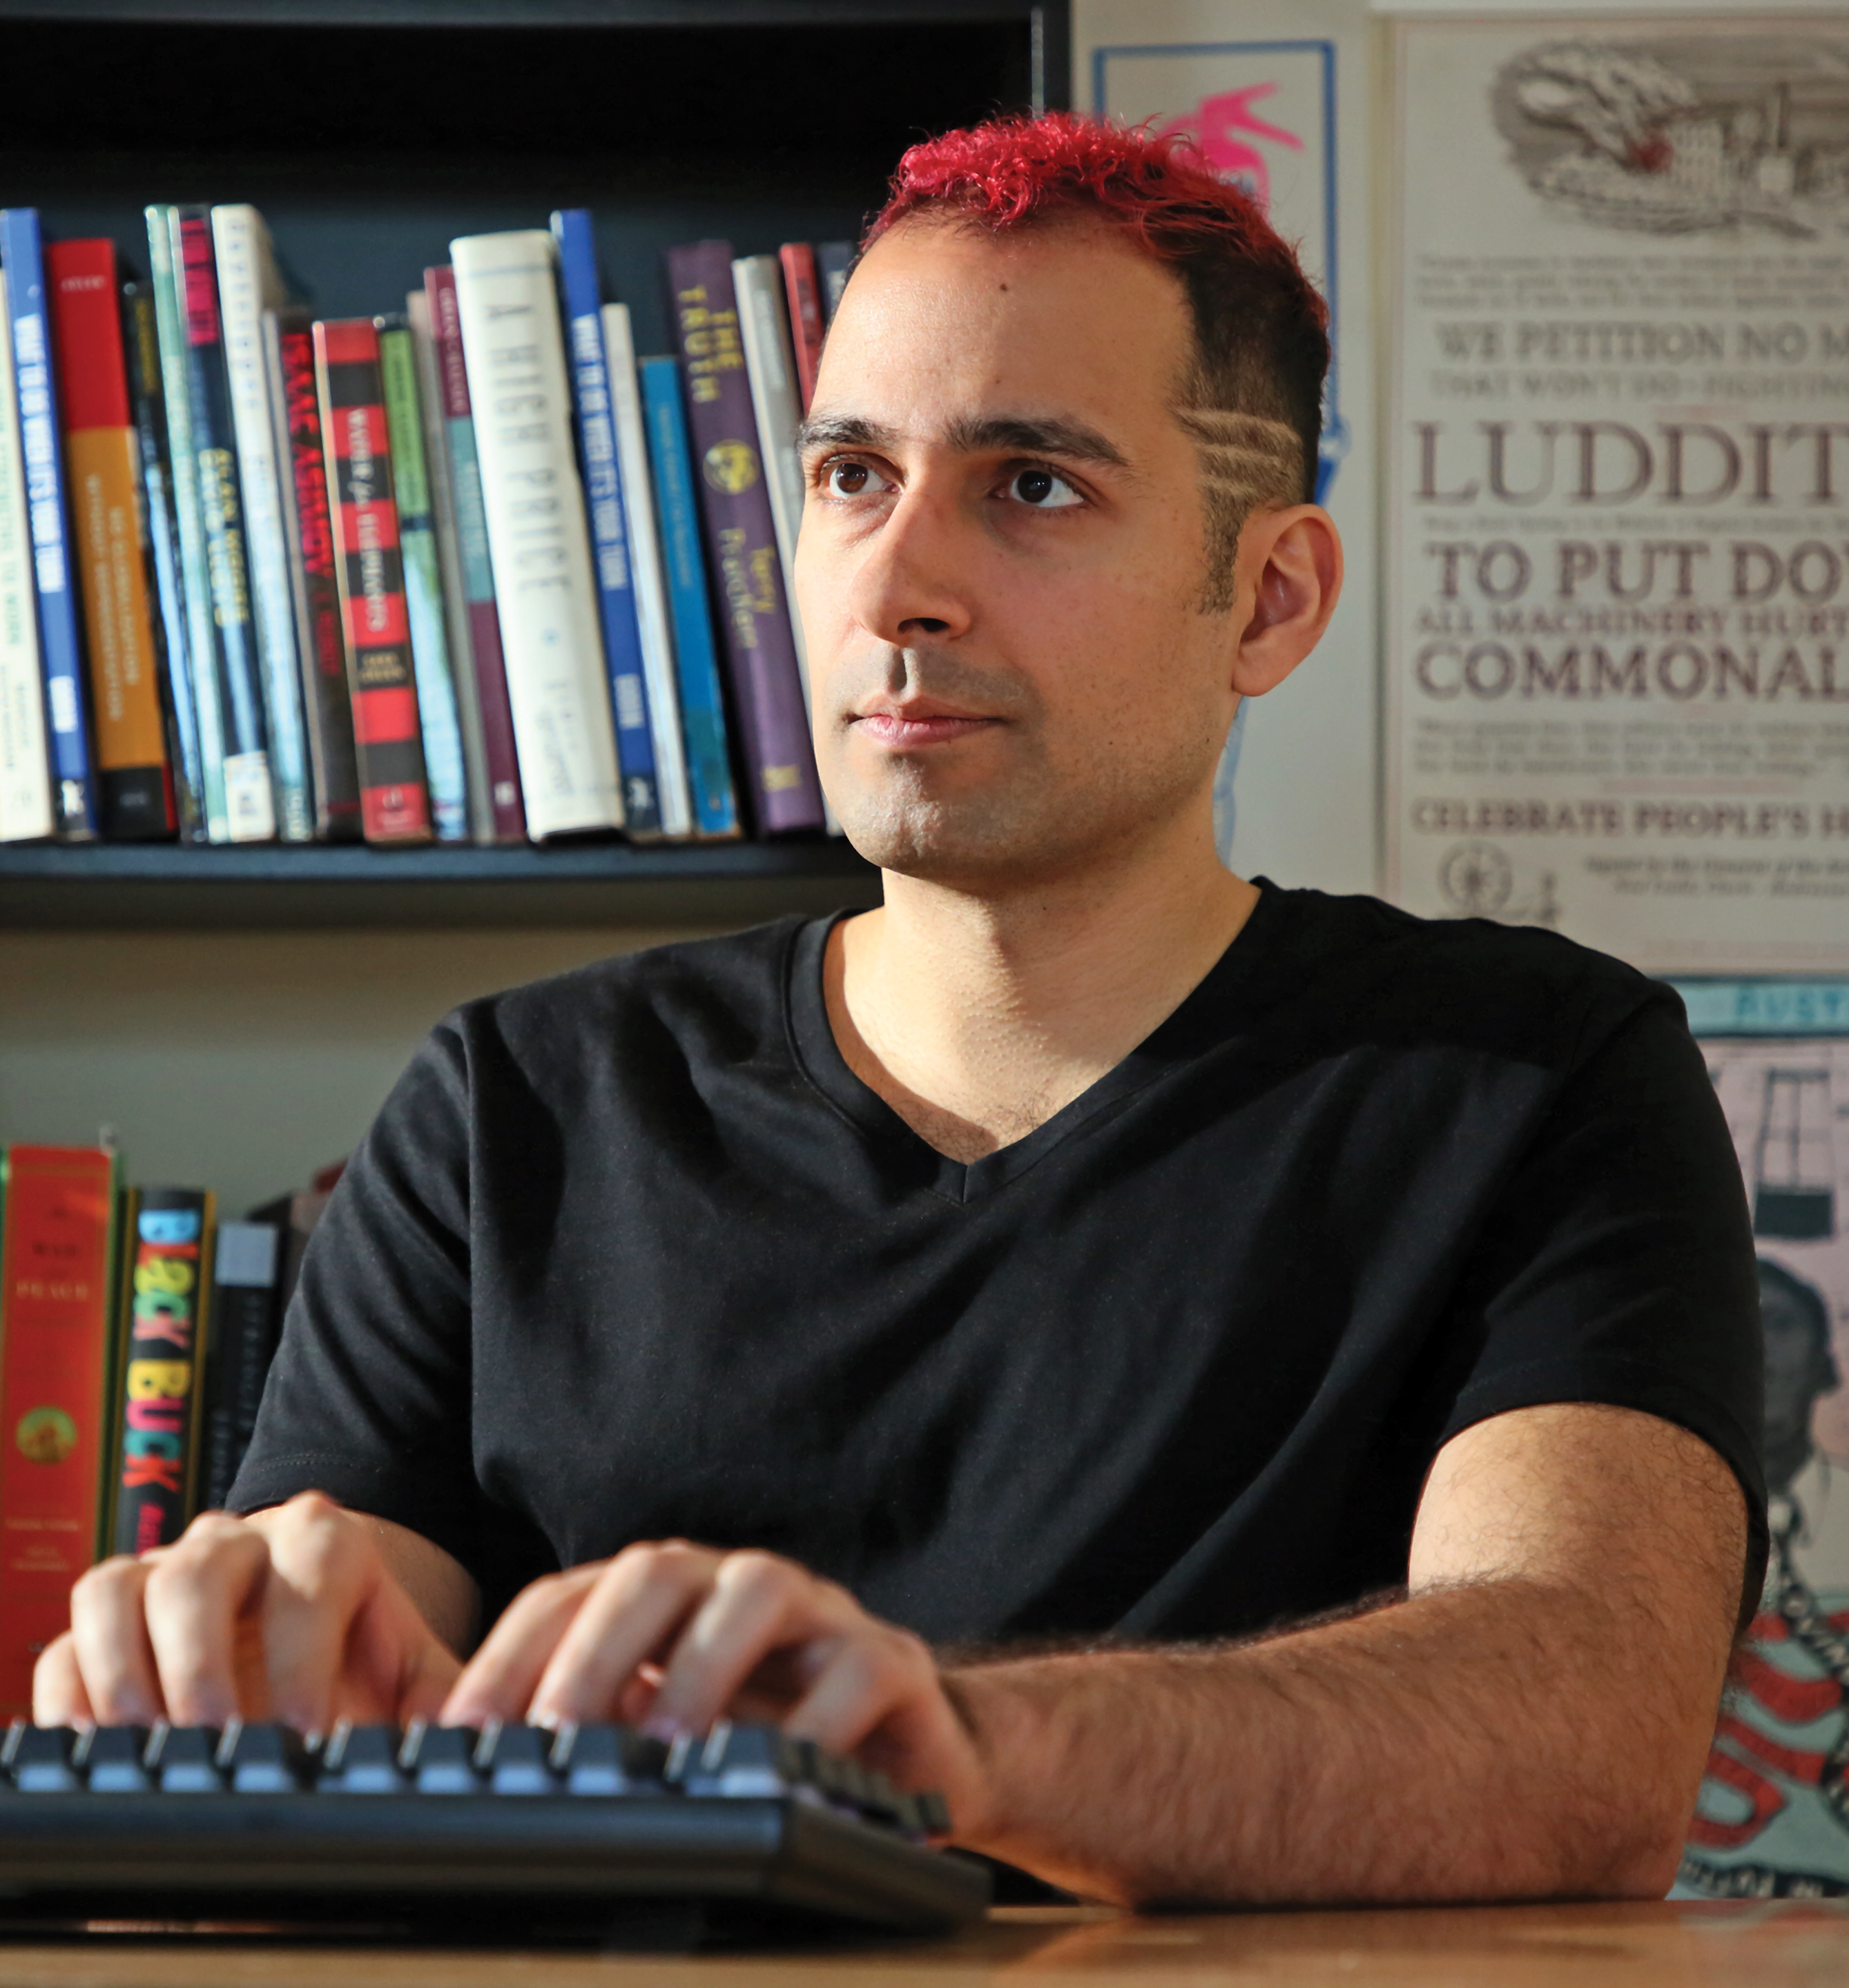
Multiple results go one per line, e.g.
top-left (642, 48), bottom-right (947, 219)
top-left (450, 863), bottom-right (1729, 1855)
top-left (0, 1717), bottom-right (990, 1942)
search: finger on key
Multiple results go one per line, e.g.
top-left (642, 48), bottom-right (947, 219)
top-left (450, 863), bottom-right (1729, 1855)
top-left (68, 1552), bottom-right (164, 1725)
top-left (142, 1514), bottom-right (274, 1727)
top-left (257, 1492), bottom-right (394, 1735)
top-left (646, 1550), bottom-right (839, 1737)
top-left (32, 1630), bottom-right (96, 1728)
top-left (443, 1563), bottom-right (605, 1728)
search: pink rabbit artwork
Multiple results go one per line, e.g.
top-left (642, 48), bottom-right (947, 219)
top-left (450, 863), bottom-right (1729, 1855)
top-left (1158, 83), bottom-right (1302, 211)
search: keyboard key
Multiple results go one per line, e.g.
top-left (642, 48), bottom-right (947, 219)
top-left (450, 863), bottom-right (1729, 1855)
top-left (477, 1722), bottom-right (556, 1795)
top-left (319, 1723), bottom-right (407, 1794)
top-left (559, 1724), bottom-right (669, 1795)
top-left (9, 1726), bottom-right (82, 1792)
top-left (913, 1789), bottom-right (952, 1836)
top-left (82, 1727), bottom-right (155, 1793)
top-left (151, 1725), bottom-right (224, 1793)
top-left (405, 1723), bottom-right (479, 1794)
top-left (684, 1721), bottom-right (802, 1797)
top-left (222, 1722), bottom-right (314, 1793)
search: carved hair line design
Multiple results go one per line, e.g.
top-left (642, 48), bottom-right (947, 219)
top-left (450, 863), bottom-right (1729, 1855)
top-left (1173, 405), bottom-right (1304, 613)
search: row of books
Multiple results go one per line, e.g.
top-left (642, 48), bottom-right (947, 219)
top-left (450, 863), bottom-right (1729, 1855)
top-left (0, 208), bottom-right (856, 848)
top-left (0, 1142), bottom-right (337, 1715)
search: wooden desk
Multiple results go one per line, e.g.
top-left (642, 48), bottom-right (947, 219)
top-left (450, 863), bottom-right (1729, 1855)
top-left (0, 1901), bottom-right (1844, 1987)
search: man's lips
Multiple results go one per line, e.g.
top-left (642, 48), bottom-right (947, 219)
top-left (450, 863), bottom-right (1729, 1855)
top-left (852, 709), bottom-right (997, 748)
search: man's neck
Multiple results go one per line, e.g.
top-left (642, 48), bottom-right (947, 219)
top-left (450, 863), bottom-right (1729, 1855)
top-left (824, 821), bottom-right (1260, 1164)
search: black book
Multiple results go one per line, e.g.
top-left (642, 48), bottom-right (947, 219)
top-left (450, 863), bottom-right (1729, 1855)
top-left (200, 1220), bottom-right (282, 1513)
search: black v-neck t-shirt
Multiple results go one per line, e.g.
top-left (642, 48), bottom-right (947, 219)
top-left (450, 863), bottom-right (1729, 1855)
top-left (233, 886), bottom-right (1767, 1639)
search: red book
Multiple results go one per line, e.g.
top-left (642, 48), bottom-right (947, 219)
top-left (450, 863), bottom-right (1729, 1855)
top-left (313, 317), bottom-right (431, 844)
top-left (780, 242), bottom-right (824, 413)
top-left (0, 1144), bottom-right (120, 1717)
top-left (46, 239), bottom-right (176, 840)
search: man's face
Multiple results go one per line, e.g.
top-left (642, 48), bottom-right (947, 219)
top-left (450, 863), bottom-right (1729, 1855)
top-left (794, 217), bottom-right (1242, 887)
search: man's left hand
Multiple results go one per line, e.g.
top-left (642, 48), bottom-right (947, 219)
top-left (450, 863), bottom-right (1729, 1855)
top-left (440, 1541), bottom-right (988, 1835)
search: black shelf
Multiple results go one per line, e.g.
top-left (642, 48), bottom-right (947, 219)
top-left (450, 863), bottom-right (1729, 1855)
top-left (0, 840), bottom-right (882, 928)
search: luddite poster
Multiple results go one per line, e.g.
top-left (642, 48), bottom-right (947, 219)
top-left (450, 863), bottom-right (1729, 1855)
top-left (1074, 0), bottom-right (1379, 899)
top-left (1387, 16), bottom-right (1849, 975)
top-left (1676, 981), bottom-right (1849, 1896)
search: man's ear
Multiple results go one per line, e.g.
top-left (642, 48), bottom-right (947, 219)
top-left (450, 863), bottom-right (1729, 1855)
top-left (1227, 505), bottom-right (1343, 697)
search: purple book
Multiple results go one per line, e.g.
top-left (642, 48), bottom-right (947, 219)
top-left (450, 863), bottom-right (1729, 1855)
top-left (664, 242), bottom-right (824, 835)
top-left (425, 265), bottom-right (527, 842)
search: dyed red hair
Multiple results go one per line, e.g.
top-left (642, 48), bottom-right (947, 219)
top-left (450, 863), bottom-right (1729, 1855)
top-left (862, 114), bottom-right (1329, 594)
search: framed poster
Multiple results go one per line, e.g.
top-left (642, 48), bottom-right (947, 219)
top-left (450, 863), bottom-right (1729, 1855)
top-left (1076, 0), bottom-right (1379, 898)
top-left (1388, 16), bottom-right (1849, 974)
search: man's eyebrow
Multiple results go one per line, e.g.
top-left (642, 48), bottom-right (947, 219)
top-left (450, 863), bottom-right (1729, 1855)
top-left (795, 411), bottom-right (1132, 470)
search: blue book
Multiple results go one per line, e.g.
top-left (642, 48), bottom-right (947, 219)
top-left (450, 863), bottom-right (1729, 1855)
top-left (0, 208), bottom-right (97, 837)
top-left (550, 209), bottom-right (660, 835)
top-left (639, 356), bottom-right (738, 839)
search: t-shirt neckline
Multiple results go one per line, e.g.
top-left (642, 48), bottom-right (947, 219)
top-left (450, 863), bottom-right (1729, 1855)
top-left (784, 879), bottom-right (1290, 1205)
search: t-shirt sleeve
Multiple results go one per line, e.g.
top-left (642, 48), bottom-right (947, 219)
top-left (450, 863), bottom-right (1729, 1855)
top-left (228, 1019), bottom-right (487, 1577)
top-left (1435, 987), bottom-right (1768, 1630)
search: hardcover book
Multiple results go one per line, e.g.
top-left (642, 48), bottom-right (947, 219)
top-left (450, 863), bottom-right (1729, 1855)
top-left (264, 306), bottom-right (360, 840)
top-left (211, 206), bottom-right (311, 841)
top-left (313, 317), bottom-right (432, 844)
top-left (122, 280), bottom-right (205, 842)
top-left (664, 242), bottom-right (822, 835)
top-left (171, 206), bottom-right (275, 842)
top-left (778, 242), bottom-right (824, 412)
top-left (551, 209), bottom-right (660, 835)
top-left (0, 1144), bottom-right (119, 1717)
top-left (448, 230), bottom-right (622, 839)
top-left (0, 209), bottom-right (98, 839)
top-left (601, 304), bottom-right (690, 839)
top-left (815, 241), bottom-right (854, 326)
top-left (199, 1219), bottom-right (280, 1516)
top-left (106, 1187), bottom-right (214, 1557)
top-left (0, 275), bottom-right (55, 844)
top-left (639, 355), bottom-right (739, 840)
top-left (423, 265), bottom-right (525, 842)
top-left (378, 316), bottom-right (469, 842)
top-left (146, 204), bottom-right (229, 841)
top-left (45, 237), bottom-right (175, 841)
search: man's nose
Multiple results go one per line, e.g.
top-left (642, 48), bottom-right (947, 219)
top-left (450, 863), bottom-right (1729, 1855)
top-left (845, 487), bottom-right (975, 647)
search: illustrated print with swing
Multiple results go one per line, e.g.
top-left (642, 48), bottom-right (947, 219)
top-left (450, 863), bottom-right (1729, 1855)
top-left (1676, 1029), bottom-right (1849, 1899)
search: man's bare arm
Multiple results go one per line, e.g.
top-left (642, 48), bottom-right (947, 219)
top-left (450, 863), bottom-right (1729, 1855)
top-left (939, 1403), bottom-right (1744, 1905)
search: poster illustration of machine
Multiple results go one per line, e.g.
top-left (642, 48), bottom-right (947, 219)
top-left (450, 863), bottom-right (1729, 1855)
top-left (1679, 1014), bottom-right (1849, 1896)
top-left (1388, 17), bottom-right (1849, 975)
top-left (1076, 0), bottom-right (1377, 899)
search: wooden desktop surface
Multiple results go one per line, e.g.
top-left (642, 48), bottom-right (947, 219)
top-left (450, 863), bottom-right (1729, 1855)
top-left (0, 1901), bottom-right (1843, 1987)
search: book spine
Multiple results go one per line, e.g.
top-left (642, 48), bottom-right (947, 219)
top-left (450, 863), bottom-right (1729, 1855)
top-left (173, 207), bottom-right (275, 842)
top-left (122, 281), bottom-right (205, 843)
top-left (313, 317), bottom-right (432, 844)
top-left (0, 276), bottom-right (55, 843)
top-left (0, 1144), bottom-right (119, 1716)
top-left (378, 318), bottom-right (469, 842)
top-left (664, 242), bottom-right (823, 835)
top-left (210, 206), bottom-right (311, 841)
top-left (815, 241), bottom-right (854, 325)
top-left (199, 1220), bottom-right (280, 1514)
top-left (550, 210), bottom-right (659, 835)
top-left (0, 211), bottom-right (98, 839)
top-left (106, 1188), bottom-right (213, 1557)
top-left (264, 307), bottom-right (360, 840)
top-left (407, 289), bottom-right (494, 844)
top-left (639, 356), bottom-right (739, 840)
top-left (425, 265), bottom-right (525, 841)
top-left (146, 204), bottom-right (229, 841)
top-left (778, 242), bottom-right (824, 412)
top-left (46, 237), bottom-right (176, 841)
top-left (449, 229), bottom-right (621, 840)
top-left (601, 305), bottom-right (690, 839)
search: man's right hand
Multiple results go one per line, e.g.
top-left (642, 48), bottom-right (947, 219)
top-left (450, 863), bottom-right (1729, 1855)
top-left (32, 1493), bottom-right (476, 1735)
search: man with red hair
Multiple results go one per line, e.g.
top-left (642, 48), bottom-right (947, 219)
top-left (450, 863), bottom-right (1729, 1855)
top-left (44, 116), bottom-right (1761, 1907)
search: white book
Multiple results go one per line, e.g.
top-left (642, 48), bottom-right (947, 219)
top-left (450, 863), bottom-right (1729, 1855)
top-left (601, 302), bottom-right (691, 840)
top-left (409, 287), bottom-right (495, 844)
top-left (733, 254), bottom-right (840, 836)
top-left (210, 204), bottom-right (312, 841)
top-left (449, 230), bottom-right (621, 838)
top-left (0, 274), bottom-right (53, 842)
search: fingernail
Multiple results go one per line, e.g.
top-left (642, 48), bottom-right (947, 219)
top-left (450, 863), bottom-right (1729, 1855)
top-left (640, 1713), bottom-right (686, 1744)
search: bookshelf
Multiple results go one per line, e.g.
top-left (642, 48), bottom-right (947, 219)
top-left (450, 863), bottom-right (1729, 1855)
top-left (0, 0), bottom-right (1069, 928)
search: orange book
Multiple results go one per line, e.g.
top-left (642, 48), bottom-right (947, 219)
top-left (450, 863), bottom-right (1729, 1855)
top-left (0, 1144), bottom-right (120, 1716)
top-left (46, 237), bottom-right (175, 839)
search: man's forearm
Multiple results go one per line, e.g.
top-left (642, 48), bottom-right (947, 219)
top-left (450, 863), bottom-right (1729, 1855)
top-left (940, 1576), bottom-right (1718, 1907)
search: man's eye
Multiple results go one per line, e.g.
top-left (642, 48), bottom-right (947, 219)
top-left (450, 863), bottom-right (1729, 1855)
top-left (1005, 467), bottom-right (1083, 508)
top-left (822, 460), bottom-right (891, 498)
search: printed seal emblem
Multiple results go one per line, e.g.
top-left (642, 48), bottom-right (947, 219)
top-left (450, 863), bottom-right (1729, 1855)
top-left (1439, 841), bottom-right (1514, 917)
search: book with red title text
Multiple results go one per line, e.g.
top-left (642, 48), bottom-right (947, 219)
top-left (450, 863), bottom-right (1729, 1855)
top-left (778, 242), bottom-right (824, 412)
